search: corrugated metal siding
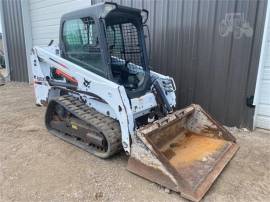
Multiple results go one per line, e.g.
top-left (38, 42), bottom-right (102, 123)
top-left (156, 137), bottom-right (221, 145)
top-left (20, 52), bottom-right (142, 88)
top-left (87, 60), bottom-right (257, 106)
top-left (2, 0), bottom-right (28, 82)
top-left (29, 0), bottom-right (92, 46)
top-left (93, 0), bottom-right (267, 129)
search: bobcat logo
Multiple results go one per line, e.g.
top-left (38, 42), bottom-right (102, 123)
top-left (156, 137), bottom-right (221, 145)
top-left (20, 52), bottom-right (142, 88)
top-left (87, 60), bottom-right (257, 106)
top-left (83, 79), bottom-right (91, 88)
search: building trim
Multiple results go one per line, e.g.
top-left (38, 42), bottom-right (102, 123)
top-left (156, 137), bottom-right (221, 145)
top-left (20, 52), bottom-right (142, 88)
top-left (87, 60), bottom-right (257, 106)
top-left (253, 0), bottom-right (270, 129)
top-left (0, 0), bottom-right (10, 81)
top-left (21, 0), bottom-right (33, 83)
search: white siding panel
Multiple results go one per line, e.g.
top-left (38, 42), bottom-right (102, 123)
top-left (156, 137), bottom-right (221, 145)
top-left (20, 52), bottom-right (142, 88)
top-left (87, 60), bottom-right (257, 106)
top-left (262, 68), bottom-right (270, 80)
top-left (33, 39), bottom-right (60, 46)
top-left (32, 19), bottom-right (60, 28)
top-left (259, 81), bottom-right (270, 104)
top-left (257, 104), bottom-right (270, 116)
top-left (255, 9), bottom-right (270, 130)
top-left (263, 42), bottom-right (270, 66)
top-left (30, 0), bottom-right (73, 10)
top-left (32, 26), bottom-right (59, 33)
top-left (256, 116), bottom-right (270, 130)
top-left (30, 3), bottom-right (91, 19)
top-left (264, 54), bottom-right (270, 66)
top-left (31, 31), bottom-right (59, 40)
top-left (29, 0), bottom-right (92, 46)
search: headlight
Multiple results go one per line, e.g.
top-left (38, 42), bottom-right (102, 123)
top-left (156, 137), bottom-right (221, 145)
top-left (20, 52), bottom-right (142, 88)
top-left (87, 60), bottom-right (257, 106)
top-left (161, 78), bottom-right (176, 93)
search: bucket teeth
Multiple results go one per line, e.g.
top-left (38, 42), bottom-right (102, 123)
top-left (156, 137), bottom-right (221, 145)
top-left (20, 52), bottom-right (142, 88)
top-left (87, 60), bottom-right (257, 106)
top-left (128, 105), bottom-right (239, 202)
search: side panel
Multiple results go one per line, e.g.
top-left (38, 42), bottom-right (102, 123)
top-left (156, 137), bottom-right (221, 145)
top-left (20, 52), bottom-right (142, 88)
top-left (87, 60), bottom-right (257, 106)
top-left (31, 47), bottom-right (134, 153)
top-left (31, 53), bottom-right (50, 105)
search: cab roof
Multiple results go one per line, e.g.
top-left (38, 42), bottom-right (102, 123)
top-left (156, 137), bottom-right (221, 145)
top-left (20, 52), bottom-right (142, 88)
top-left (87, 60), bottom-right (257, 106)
top-left (61, 2), bottom-right (143, 21)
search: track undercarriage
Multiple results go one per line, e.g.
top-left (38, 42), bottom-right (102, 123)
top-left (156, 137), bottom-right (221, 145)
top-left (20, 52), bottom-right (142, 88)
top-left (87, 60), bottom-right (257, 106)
top-left (45, 95), bottom-right (122, 158)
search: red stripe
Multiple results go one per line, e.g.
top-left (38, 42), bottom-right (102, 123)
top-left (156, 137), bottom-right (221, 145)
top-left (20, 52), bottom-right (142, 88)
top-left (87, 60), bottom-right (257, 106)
top-left (55, 69), bottom-right (78, 84)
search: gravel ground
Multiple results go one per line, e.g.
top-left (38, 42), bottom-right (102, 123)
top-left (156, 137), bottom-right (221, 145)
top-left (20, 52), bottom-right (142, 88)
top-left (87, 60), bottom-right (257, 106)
top-left (0, 82), bottom-right (270, 202)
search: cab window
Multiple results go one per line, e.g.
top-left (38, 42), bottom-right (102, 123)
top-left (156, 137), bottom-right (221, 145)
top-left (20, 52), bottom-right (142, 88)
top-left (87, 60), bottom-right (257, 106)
top-left (63, 17), bottom-right (105, 76)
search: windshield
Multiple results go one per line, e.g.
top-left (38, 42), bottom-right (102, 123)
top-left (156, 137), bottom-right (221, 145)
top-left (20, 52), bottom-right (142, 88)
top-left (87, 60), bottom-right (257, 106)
top-left (105, 20), bottom-right (146, 91)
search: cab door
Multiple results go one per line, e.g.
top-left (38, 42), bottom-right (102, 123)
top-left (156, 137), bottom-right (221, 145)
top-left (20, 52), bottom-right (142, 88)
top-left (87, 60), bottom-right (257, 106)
top-left (61, 16), bottom-right (108, 78)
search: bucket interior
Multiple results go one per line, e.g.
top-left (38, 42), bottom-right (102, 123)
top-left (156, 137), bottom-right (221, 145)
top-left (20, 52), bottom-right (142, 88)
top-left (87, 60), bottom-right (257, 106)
top-left (129, 105), bottom-right (239, 201)
top-left (146, 119), bottom-right (233, 191)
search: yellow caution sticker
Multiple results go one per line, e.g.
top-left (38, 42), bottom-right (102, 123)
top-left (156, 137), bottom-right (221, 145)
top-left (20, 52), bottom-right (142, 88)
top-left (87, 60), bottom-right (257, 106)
top-left (71, 124), bottom-right (78, 130)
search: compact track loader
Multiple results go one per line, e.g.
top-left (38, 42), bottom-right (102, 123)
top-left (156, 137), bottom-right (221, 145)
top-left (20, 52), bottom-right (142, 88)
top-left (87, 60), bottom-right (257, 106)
top-left (31, 2), bottom-right (239, 201)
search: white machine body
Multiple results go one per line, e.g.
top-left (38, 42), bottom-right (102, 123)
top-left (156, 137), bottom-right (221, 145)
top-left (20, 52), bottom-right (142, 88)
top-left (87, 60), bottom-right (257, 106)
top-left (31, 46), bottom-right (176, 154)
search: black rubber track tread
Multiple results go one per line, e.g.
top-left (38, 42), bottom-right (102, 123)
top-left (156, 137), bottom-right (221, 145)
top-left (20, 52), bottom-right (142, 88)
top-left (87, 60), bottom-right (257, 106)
top-left (45, 95), bottom-right (122, 159)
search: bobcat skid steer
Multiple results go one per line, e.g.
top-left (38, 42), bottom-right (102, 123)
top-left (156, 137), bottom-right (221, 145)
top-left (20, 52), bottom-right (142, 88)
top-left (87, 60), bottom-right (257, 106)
top-left (31, 2), bottom-right (239, 201)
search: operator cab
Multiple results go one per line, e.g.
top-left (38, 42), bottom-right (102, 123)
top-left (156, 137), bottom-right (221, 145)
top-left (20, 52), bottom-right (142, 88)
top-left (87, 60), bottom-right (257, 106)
top-left (60, 2), bottom-right (151, 98)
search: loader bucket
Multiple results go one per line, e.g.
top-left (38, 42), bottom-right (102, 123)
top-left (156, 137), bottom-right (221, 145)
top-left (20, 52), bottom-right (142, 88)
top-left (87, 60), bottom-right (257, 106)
top-left (128, 104), bottom-right (239, 202)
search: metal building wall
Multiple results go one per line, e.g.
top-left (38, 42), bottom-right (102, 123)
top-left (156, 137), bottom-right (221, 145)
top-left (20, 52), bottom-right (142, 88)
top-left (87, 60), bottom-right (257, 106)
top-left (93, 0), bottom-right (267, 129)
top-left (1, 0), bottom-right (28, 82)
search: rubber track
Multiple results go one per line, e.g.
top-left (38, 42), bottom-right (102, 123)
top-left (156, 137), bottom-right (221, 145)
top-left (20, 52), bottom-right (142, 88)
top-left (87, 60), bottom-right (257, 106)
top-left (46, 95), bottom-right (122, 158)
